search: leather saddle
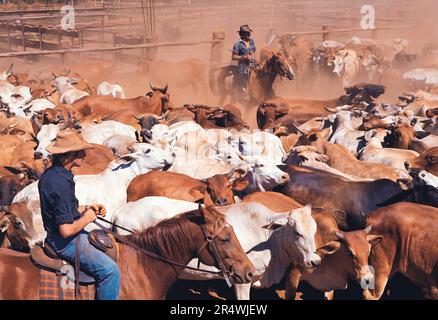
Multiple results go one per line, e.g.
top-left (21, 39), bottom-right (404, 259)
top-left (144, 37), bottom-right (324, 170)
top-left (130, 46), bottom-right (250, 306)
top-left (30, 230), bottom-right (118, 285)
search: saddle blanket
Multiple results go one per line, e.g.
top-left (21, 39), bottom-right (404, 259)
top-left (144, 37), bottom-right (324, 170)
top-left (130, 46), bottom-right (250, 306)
top-left (39, 269), bottom-right (95, 300)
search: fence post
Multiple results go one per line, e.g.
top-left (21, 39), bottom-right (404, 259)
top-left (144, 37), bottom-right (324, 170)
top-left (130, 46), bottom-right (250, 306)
top-left (39, 25), bottom-right (43, 50)
top-left (210, 30), bottom-right (225, 66)
top-left (7, 23), bottom-right (11, 52)
top-left (101, 17), bottom-right (105, 48)
top-left (21, 22), bottom-right (26, 51)
top-left (322, 25), bottom-right (330, 41)
top-left (79, 28), bottom-right (85, 63)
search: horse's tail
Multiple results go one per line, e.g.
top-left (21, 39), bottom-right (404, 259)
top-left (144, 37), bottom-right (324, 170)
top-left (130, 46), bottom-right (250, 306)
top-left (208, 66), bottom-right (219, 96)
top-left (210, 65), bottom-right (234, 105)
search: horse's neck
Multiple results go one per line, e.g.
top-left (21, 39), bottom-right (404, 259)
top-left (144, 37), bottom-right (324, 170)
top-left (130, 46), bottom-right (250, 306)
top-left (117, 233), bottom-right (198, 300)
top-left (252, 69), bottom-right (276, 100)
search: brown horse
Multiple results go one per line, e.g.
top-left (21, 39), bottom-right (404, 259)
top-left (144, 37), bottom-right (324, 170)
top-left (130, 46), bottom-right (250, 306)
top-left (0, 206), bottom-right (255, 300)
top-left (210, 49), bottom-right (295, 108)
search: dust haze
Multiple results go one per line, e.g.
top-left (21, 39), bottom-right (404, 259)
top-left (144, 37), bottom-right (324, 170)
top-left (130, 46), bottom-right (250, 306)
top-left (2, 0), bottom-right (438, 122)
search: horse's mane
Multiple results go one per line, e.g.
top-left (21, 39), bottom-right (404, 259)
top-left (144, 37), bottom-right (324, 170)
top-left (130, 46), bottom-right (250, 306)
top-left (126, 210), bottom-right (201, 261)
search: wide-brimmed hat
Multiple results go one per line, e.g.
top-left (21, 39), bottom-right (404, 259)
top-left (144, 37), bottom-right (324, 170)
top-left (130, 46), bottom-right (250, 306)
top-left (238, 24), bottom-right (253, 33)
top-left (46, 130), bottom-right (94, 155)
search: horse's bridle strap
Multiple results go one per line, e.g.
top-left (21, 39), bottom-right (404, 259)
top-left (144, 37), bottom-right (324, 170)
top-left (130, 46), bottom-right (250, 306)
top-left (93, 220), bottom-right (230, 280)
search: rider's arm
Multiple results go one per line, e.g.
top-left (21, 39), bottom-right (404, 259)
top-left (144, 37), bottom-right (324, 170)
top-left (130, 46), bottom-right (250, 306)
top-left (59, 210), bottom-right (96, 238)
top-left (232, 53), bottom-right (245, 61)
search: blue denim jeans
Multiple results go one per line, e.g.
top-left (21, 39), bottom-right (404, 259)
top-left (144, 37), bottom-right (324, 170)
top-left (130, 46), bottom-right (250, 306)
top-left (46, 232), bottom-right (120, 300)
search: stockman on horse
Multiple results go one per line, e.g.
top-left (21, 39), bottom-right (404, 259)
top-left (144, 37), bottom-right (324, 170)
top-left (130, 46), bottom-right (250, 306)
top-left (231, 24), bottom-right (257, 102)
top-left (38, 130), bottom-right (120, 300)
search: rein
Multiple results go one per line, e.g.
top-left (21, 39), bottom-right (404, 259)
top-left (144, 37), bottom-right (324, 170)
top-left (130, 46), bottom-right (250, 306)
top-left (93, 217), bottom-right (233, 287)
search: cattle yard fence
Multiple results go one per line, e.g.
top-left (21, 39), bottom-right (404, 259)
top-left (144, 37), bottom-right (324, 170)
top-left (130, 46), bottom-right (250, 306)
top-left (0, 0), bottom-right (435, 65)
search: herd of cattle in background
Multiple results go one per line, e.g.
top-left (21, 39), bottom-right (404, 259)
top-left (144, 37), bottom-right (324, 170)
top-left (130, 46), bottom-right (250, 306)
top-left (1, 31), bottom-right (438, 300)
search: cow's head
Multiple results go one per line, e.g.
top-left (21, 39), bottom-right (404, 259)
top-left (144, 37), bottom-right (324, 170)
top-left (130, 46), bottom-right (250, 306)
top-left (331, 50), bottom-right (351, 76)
top-left (317, 225), bottom-right (383, 286)
top-left (0, 174), bottom-right (29, 206)
top-left (385, 124), bottom-right (429, 149)
top-left (114, 142), bottom-right (175, 174)
top-left (0, 203), bottom-right (42, 252)
top-left (134, 111), bottom-right (168, 131)
top-left (257, 103), bottom-right (289, 130)
top-left (405, 147), bottom-right (438, 176)
top-left (296, 128), bottom-right (331, 153)
top-left (194, 169), bottom-right (249, 206)
top-left (263, 205), bottom-right (321, 268)
top-left (241, 156), bottom-right (290, 192)
top-left (207, 108), bottom-right (249, 130)
top-left (51, 76), bottom-right (79, 91)
top-left (148, 83), bottom-right (171, 113)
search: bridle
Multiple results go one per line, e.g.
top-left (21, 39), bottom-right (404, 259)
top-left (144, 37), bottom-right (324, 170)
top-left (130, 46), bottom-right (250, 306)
top-left (196, 218), bottom-right (233, 287)
top-left (94, 215), bottom-right (234, 287)
top-left (262, 55), bottom-right (293, 79)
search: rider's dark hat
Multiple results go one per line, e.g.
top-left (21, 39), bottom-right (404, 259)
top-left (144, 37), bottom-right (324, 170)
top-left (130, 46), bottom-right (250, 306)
top-left (238, 25), bottom-right (253, 33)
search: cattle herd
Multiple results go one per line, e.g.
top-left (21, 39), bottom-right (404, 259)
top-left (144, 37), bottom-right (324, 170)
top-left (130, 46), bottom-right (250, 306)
top-left (0, 31), bottom-right (438, 300)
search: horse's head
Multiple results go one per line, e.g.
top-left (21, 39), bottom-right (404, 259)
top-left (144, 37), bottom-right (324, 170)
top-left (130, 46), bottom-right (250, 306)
top-left (264, 52), bottom-right (295, 80)
top-left (194, 205), bottom-right (255, 284)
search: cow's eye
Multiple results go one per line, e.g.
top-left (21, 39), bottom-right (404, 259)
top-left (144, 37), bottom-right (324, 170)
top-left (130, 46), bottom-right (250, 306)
top-left (14, 220), bottom-right (24, 229)
top-left (144, 149), bottom-right (151, 154)
top-left (220, 237), bottom-right (230, 244)
top-left (347, 250), bottom-right (354, 258)
top-left (294, 231), bottom-right (303, 238)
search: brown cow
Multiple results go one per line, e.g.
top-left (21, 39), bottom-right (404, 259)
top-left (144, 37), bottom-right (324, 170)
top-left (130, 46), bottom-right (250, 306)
top-left (405, 147), bottom-right (438, 176)
top-left (297, 129), bottom-right (400, 181)
top-left (277, 165), bottom-right (406, 229)
top-left (185, 104), bottom-right (249, 130)
top-left (127, 169), bottom-right (248, 206)
top-left (357, 115), bottom-right (394, 131)
top-left (71, 84), bottom-right (171, 121)
top-left (385, 124), bottom-right (430, 154)
top-left (364, 202), bottom-right (438, 300)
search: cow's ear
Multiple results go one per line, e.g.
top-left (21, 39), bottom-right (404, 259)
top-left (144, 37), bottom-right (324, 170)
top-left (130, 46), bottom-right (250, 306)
top-left (231, 177), bottom-right (250, 192)
top-left (189, 185), bottom-right (206, 201)
top-left (0, 216), bottom-right (11, 233)
top-left (367, 235), bottom-right (383, 248)
top-left (262, 217), bottom-right (289, 231)
top-left (414, 131), bottom-right (430, 139)
top-left (426, 155), bottom-right (437, 164)
top-left (316, 240), bottom-right (341, 256)
top-left (320, 127), bottom-right (331, 139)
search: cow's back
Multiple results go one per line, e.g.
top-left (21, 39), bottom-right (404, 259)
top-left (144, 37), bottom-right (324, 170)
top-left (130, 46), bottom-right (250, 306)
top-left (127, 171), bottom-right (201, 202)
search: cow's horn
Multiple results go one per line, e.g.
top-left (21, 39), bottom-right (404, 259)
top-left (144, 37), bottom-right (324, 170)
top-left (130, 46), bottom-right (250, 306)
top-left (149, 82), bottom-right (159, 91)
top-left (133, 113), bottom-right (143, 121)
top-left (324, 106), bottom-right (339, 113)
top-left (334, 230), bottom-right (344, 239)
top-left (156, 110), bottom-right (170, 120)
top-left (51, 72), bottom-right (57, 79)
top-left (60, 112), bottom-right (71, 130)
top-left (160, 83), bottom-right (168, 94)
top-left (7, 63), bottom-right (13, 73)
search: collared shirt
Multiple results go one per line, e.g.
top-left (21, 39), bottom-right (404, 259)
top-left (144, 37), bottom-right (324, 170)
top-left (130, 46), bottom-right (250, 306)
top-left (38, 165), bottom-right (81, 237)
top-left (232, 38), bottom-right (256, 75)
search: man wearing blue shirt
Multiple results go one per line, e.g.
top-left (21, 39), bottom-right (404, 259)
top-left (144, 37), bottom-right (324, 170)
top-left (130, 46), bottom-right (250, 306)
top-left (39, 130), bottom-right (120, 300)
top-left (231, 24), bottom-right (256, 100)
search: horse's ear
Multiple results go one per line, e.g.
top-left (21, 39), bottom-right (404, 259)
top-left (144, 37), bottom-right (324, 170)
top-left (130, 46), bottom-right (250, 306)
top-left (195, 204), bottom-right (207, 224)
